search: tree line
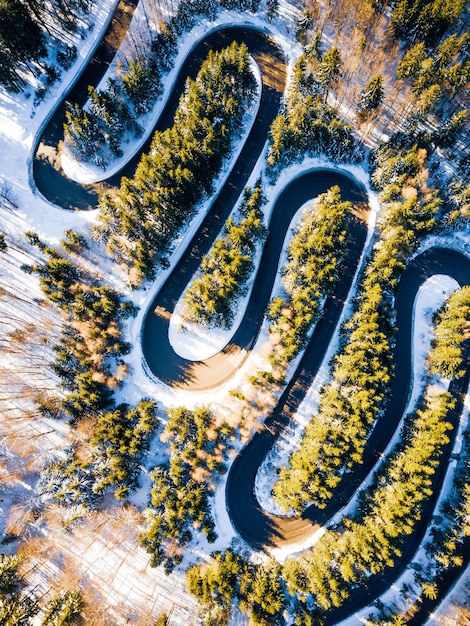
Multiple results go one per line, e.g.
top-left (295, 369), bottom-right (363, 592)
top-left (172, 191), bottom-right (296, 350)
top-left (267, 185), bottom-right (350, 365)
top-left (415, 287), bottom-right (470, 612)
top-left (23, 231), bottom-right (136, 422)
top-left (92, 41), bottom-right (257, 285)
top-left (273, 140), bottom-right (441, 513)
top-left (181, 181), bottom-right (267, 329)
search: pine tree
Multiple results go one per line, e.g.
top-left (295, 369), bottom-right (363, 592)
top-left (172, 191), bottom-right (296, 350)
top-left (358, 75), bottom-right (384, 114)
top-left (317, 47), bottom-right (342, 101)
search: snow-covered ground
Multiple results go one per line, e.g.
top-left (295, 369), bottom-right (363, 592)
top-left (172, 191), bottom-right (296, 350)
top-left (1, 0), bottom-right (470, 622)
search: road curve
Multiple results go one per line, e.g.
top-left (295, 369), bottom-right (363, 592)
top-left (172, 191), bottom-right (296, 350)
top-left (226, 248), bottom-right (470, 549)
top-left (32, 0), bottom-right (139, 210)
top-left (142, 171), bottom-right (369, 390)
top-left (321, 248), bottom-right (470, 623)
top-left (32, 23), bottom-right (286, 211)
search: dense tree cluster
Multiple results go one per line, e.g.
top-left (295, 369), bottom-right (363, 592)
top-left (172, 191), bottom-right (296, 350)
top-left (20, 233), bottom-right (160, 513)
top-left (0, 0), bottom-right (91, 92)
top-left (140, 406), bottom-right (231, 572)
top-left (396, 33), bottom-right (469, 130)
top-left (267, 186), bottom-right (350, 365)
top-left (273, 143), bottom-right (440, 513)
top-left (181, 181), bottom-right (267, 328)
top-left (0, 0), bottom-right (45, 92)
top-left (91, 399), bottom-right (159, 499)
top-left (266, 57), bottom-right (359, 177)
top-left (38, 399), bottom-right (158, 505)
top-left (186, 550), bottom-right (285, 626)
top-left (397, 33), bottom-right (469, 97)
top-left (391, 0), bottom-right (466, 46)
top-left (93, 42), bottom-right (257, 284)
top-left (23, 232), bottom-right (137, 422)
top-left (64, 83), bottom-right (142, 166)
top-left (282, 388), bottom-right (455, 613)
top-left (428, 286), bottom-right (470, 379)
top-left (0, 554), bottom-right (37, 624)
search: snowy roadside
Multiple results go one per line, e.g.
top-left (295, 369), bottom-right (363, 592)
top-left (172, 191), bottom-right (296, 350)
top-left (336, 360), bottom-right (470, 626)
top-left (61, 9), bottom-right (299, 184)
top-left (0, 0), bottom-right (118, 239)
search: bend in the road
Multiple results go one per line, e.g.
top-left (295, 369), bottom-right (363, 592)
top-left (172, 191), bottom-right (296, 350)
top-left (142, 169), bottom-right (368, 390)
top-left (32, 19), bottom-right (286, 211)
top-left (31, 0), bottom-right (140, 211)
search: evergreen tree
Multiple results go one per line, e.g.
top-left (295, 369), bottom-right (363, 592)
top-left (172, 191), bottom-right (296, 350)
top-left (358, 75), bottom-right (384, 114)
top-left (317, 46), bottom-right (342, 100)
top-left (64, 104), bottom-right (101, 161)
top-left (396, 43), bottom-right (427, 80)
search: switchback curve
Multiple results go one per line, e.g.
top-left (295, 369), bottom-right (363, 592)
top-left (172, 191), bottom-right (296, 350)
top-left (32, 23), bottom-right (286, 211)
top-left (142, 170), bottom-right (369, 390)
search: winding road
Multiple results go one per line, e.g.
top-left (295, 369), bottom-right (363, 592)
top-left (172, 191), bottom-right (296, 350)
top-left (142, 170), bottom-right (368, 389)
top-left (31, 3), bottom-right (470, 623)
